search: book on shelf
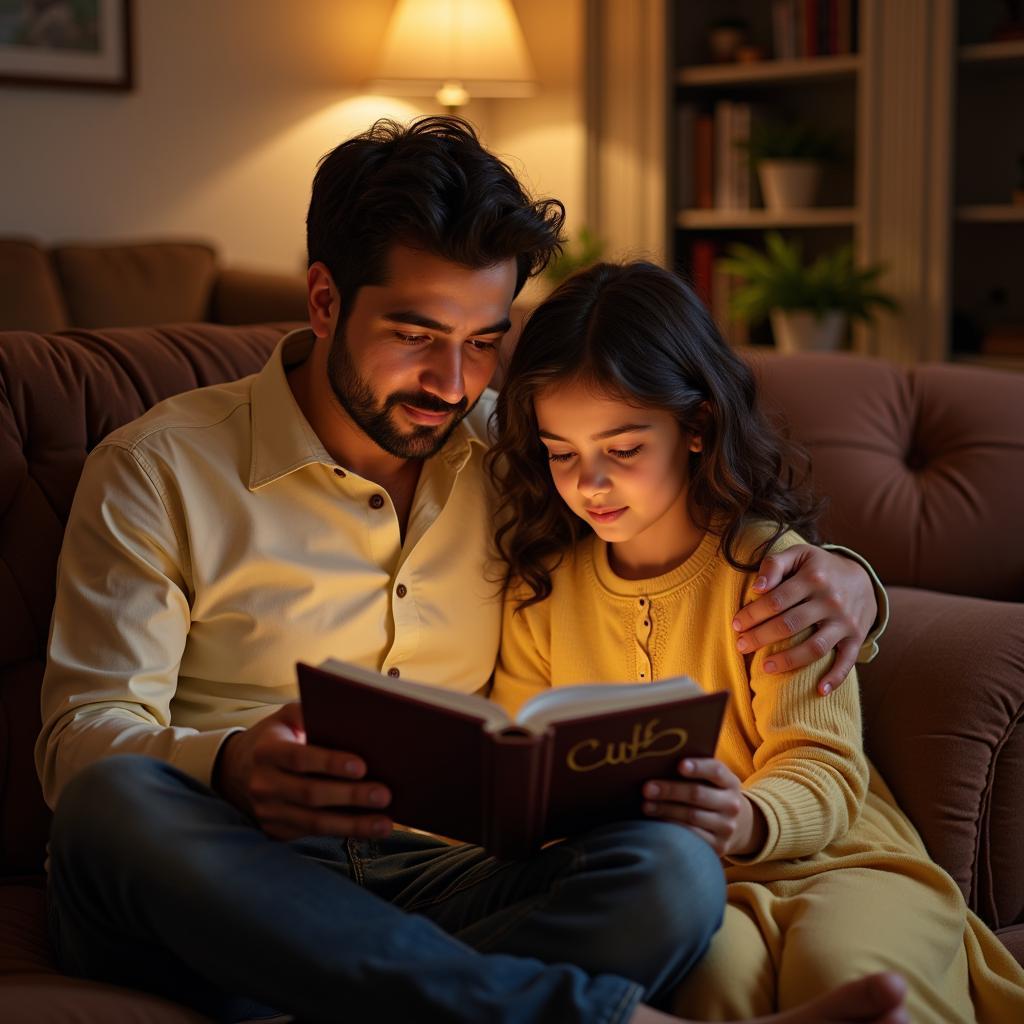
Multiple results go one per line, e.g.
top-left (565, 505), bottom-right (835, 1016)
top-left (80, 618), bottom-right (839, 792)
top-left (714, 101), bottom-right (752, 211)
top-left (981, 326), bottom-right (1024, 356)
top-left (690, 239), bottom-right (717, 308)
top-left (682, 101), bottom-right (751, 213)
top-left (772, 0), bottom-right (856, 58)
top-left (694, 111), bottom-right (715, 209)
top-left (298, 658), bottom-right (728, 860)
top-left (676, 104), bottom-right (696, 209)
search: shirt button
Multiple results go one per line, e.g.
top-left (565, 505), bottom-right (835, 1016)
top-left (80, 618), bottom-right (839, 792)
top-left (396, 583), bottom-right (407, 598)
top-left (369, 494), bottom-right (385, 509)
top-left (387, 667), bottom-right (400, 678)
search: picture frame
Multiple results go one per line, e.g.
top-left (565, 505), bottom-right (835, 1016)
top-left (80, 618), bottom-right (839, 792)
top-left (0, 0), bottom-right (132, 91)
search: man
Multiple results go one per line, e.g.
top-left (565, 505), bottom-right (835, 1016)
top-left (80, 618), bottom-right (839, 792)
top-left (37, 118), bottom-right (902, 1024)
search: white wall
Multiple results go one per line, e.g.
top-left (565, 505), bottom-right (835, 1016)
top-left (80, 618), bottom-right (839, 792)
top-left (0, 0), bottom-right (584, 276)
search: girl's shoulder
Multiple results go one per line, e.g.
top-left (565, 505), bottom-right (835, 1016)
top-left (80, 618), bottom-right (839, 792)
top-left (728, 519), bottom-right (811, 569)
top-left (502, 539), bottom-right (592, 606)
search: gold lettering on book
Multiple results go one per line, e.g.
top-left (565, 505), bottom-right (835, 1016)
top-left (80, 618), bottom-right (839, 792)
top-left (566, 718), bottom-right (688, 773)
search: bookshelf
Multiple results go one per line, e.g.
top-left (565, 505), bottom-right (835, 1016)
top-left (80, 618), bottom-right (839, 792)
top-left (586, 0), bottom-right (1020, 363)
top-left (951, 2), bottom-right (1024, 370)
top-left (668, 0), bottom-right (867, 350)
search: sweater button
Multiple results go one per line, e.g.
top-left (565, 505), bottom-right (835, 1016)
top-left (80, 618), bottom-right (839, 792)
top-left (396, 584), bottom-right (407, 598)
top-left (369, 494), bottom-right (385, 509)
top-left (333, 467), bottom-right (346, 477)
top-left (387, 667), bottom-right (400, 678)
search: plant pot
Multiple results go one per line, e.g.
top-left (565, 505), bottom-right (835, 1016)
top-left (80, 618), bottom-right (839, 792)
top-left (758, 160), bottom-right (823, 210)
top-left (770, 310), bottom-right (846, 353)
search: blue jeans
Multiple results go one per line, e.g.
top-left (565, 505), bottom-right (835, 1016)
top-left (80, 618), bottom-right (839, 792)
top-left (47, 755), bottom-right (725, 1024)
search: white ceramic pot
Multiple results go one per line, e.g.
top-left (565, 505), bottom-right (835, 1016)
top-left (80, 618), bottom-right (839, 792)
top-left (758, 160), bottom-right (823, 210)
top-left (770, 310), bottom-right (846, 353)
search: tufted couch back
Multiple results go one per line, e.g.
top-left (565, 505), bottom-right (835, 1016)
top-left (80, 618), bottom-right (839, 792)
top-left (0, 325), bottom-right (290, 874)
top-left (751, 351), bottom-right (1024, 602)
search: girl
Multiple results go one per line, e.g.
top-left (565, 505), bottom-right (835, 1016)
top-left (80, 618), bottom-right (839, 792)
top-left (487, 262), bottom-right (1024, 1023)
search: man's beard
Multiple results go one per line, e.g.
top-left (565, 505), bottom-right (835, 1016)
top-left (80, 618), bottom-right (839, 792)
top-left (327, 322), bottom-right (473, 460)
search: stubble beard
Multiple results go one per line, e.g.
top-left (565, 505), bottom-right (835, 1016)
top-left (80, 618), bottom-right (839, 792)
top-left (327, 321), bottom-right (474, 460)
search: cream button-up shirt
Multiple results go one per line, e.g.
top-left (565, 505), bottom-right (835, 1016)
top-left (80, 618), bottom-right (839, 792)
top-left (35, 329), bottom-right (503, 808)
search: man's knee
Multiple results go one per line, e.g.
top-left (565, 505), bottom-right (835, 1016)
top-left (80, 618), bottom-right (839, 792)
top-left (50, 755), bottom-right (192, 869)
top-left (629, 821), bottom-right (725, 949)
top-left (582, 820), bottom-right (725, 976)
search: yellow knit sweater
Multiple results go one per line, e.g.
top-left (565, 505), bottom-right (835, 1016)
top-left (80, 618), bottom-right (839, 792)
top-left (492, 524), bottom-right (1024, 1023)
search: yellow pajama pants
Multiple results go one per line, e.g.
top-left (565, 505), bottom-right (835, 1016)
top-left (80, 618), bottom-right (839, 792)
top-left (671, 865), bottom-right (1024, 1023)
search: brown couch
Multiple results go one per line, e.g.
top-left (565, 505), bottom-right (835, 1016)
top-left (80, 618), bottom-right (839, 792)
top-left (0, 324), bottom-right (1022, 1022)
top-left (0, 239), bottom-right (308, 333)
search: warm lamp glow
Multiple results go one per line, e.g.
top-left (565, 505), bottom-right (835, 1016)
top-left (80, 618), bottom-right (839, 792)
top-left (373, 0), bottom-right (536, 111)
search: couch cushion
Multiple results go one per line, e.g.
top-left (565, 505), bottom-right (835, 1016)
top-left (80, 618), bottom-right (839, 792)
top-left (0, 325), bottom-right (289, 876)
top-left (0, 241), bottom-right (69, 333)
top-left (752, 352), bottom-right (1024, 602)
top-left (52, 243), bottom-right (219, 329)
top-left (859, 586), bottom-right (1024, 931)
top-left (211, 268), bottom-right (309, 325)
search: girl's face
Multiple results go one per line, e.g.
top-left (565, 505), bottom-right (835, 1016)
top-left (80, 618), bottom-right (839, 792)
top-left (534, 379), bottom-right (704, 578)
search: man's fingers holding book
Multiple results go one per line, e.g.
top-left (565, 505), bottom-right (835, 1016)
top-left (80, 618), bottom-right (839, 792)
top-left (260, 740), bottom-right (368, 779)
top-left (253, 769), bottom-right (391, 813)
top-left (254, 801), bottom-right (393, 842)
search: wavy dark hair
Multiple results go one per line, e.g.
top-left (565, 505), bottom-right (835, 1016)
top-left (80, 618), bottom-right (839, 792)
top-left (307, 116), bottom-right (565, 317)
top-left (487, 261), bottom-right (823, 607)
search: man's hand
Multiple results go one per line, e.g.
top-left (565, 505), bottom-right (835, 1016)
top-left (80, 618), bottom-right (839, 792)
top-left (642, 758), bottom-right (766, 858)
top-left (213, 702), bottom-right (392, 840)
top-left (732, 544), bottom-right (877, 696)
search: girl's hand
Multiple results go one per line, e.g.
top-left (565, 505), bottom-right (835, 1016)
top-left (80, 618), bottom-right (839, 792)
top-left (642, 757), bottom-right (767, 857)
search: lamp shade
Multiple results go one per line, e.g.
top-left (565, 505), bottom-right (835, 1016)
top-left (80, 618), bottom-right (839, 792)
top-left (373, 0), bottom-right (536, 104)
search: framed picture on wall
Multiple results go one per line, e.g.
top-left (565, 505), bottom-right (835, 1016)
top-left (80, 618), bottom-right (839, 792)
top-left (0, 0), bottom-right (132, 90)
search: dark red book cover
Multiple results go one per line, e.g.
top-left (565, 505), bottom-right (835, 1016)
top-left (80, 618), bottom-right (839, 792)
top-left (298, 661), bottom-right (728, 859)
top-left (805, 0), bottom-right (819, 57)
top-left (694, 113), bottom-right (715, 209)
top-left (690, 240), bottom-right (717, 310)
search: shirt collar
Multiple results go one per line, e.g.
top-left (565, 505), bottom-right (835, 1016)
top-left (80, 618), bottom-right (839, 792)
top-left (248, 327), bottom-right (484, 490)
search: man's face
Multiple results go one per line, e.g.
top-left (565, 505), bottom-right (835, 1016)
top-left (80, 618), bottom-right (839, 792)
top-left (327, 245), bottom-right (517, 459)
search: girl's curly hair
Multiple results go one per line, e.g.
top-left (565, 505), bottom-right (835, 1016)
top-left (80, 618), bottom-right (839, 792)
top-left (487, 261), bottom-right (823, 607)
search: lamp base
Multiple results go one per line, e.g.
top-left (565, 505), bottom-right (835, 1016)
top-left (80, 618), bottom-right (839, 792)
top-left (436, 80), bottom-right (469, 109)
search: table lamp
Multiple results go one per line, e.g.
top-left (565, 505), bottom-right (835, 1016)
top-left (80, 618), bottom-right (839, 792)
top-left (373, 0), bottom-right (536, 112)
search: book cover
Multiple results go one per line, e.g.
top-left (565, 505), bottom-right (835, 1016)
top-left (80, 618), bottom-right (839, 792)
top-left (298, 660), bottom-right (728, 859)
top-left (676, 104), bottom-right (697, 210)
top-left (694, 112), bottom-right (715, 209)
top-left (690, 239), bottom-right (717, 309)
top-left (714, 100), bottom-right (734, 210)
top-left (732, 102), bottom-right (752, 210)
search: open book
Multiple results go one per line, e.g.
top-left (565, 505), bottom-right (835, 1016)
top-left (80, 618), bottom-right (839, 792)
top-left (297, 659), bottom-right (728, 859)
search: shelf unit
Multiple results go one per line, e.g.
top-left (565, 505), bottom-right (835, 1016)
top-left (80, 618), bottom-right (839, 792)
top-left (668, 1), bottom-right (868, 351)
top-left (658, 0), bottom-right (1024, 364)
top-left (950, 4), bottom-right (1024, 370)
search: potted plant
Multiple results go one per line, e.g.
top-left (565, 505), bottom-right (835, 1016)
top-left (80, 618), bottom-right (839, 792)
top-left (718, 232), bottom-right (898, 352)
top-left (739, 120), bottom-right (838, 210)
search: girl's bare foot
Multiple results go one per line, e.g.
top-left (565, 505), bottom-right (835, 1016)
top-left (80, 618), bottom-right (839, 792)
top-left (630, 971), bottom-right (908, 1024)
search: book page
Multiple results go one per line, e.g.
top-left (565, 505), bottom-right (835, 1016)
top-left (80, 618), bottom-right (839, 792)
top-left (515, 675), bottom-right (704, 732)
top-left (318, 658), bottom-right (511, 730)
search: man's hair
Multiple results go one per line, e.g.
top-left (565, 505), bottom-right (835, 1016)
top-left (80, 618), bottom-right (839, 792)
top-left (306, 116), bottom-right (565, 315)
